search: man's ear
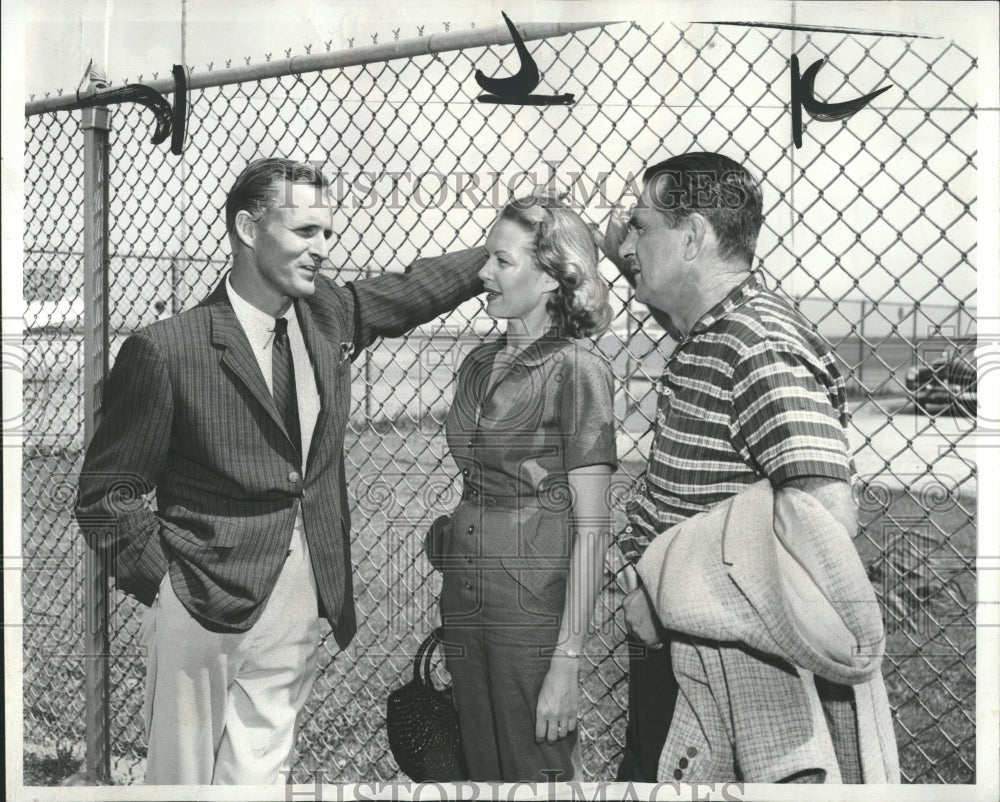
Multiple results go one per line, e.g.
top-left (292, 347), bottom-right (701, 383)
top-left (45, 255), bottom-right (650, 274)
top-left (234, 210), bottom-right (258, 250)
top-left (684, 214), bottom-right (708, 261)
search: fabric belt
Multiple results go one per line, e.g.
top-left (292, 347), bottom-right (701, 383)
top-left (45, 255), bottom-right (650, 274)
top-left (460, 489), bottom-right (551, 510)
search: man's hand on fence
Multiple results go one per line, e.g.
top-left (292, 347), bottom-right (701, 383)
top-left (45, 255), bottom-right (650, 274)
top-left (601, 204), bottom-right (631, 276)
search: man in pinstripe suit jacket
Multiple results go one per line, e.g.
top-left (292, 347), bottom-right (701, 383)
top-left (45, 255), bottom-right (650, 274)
top-left (75, 159), bottom-right (486, 785)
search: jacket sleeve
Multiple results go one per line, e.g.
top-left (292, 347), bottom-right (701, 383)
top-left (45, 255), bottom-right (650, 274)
top-left (635, 481), bottom-right (884, 686)
top-left (75, 332), bottom-right (170, 605)
top-left (345, 246), bottom-right (487, 355)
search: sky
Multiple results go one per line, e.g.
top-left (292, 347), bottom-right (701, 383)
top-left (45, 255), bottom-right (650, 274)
top-left (13, 1), bottom-right (991, 99)
top-left (19, 0), bottom-right (567, 98)
top-left (9, 1), bottom-right (995, 317)
top-left (4, 0), bottom-right (998, 323)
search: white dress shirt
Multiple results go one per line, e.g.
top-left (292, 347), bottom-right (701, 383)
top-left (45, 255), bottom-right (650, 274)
top-left (225, 276), bottom-right (321, 473)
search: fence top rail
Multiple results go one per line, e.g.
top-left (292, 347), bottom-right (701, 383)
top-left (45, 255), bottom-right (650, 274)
top-left (24, 19), bottom-right (621, 117)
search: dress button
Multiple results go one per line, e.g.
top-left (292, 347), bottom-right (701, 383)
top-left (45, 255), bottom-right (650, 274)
top-left (288, 471), bottom-right (301, 483)
top-left (464, 581), bottom-right (473, 590)
top-left (673, 769), bottom-right (683, 780)
top-left (467, 440), bottom-right (474, 447)
top-left (462, 469), bottom-right (470, 477)
top-left (467, 525), bottom-right (475, 534)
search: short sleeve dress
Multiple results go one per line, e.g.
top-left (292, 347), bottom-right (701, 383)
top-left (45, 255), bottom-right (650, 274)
top-left (440, 331), bottom-right (617, 781)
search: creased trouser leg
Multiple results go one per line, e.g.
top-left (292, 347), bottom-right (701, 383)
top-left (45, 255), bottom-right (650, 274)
top-left (144, 526), bottom-right (319, 786)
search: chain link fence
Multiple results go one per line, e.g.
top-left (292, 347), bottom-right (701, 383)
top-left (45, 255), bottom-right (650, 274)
top-left (22, 20), bottom-right (977, 784)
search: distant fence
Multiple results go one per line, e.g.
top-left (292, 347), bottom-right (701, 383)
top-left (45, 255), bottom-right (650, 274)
top-left (23, 18), bottom-right (977, 785)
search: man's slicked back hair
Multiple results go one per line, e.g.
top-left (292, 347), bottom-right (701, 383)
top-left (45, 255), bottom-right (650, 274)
top-left (225, 158), bottom-right (330, 238)
top-left (642, 151), bottom-right (764, 266)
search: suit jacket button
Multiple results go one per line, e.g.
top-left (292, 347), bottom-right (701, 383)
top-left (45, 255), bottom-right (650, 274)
top-left (467, 525), bottom-right (475, 534)
top-left (673, 769), bottom-right (683, 780)
top-left (288, 471), bottom-right (301, 483)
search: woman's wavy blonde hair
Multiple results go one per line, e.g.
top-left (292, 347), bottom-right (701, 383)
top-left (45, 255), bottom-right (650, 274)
top-left (498, 197), bottom-right (613, 339)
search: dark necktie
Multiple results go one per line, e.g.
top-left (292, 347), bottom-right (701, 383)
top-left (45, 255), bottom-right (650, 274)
top-left (272, 316), bottom-right (301, 462)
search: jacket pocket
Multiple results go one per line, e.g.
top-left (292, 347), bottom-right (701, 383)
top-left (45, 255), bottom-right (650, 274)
top-left (162, 516), bottom-right (243, 549)
top-left (113, 510), bottom-right (169, 606)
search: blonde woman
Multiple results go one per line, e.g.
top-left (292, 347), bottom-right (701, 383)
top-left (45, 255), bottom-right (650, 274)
top-left (437, 197), bottom-right (616, 780)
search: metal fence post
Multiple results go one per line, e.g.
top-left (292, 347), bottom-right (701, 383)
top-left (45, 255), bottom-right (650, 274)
top-left (81, 97), bottom-right (112, 783)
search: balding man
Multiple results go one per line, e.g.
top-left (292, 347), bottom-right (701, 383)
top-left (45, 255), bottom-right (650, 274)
top-left (604, 151), bottom-right (894, 783)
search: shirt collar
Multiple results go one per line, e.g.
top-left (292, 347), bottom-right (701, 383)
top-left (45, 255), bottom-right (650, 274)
top-left (686, 272), bottom-right (763, 337)
top-left (225, 274), bottom-right (294, 349)
top-left (496, 326), bottom-right (570, 367)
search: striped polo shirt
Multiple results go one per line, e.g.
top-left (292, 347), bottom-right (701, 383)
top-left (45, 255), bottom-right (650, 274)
top-left (620, 272), bottom-right (853, 562)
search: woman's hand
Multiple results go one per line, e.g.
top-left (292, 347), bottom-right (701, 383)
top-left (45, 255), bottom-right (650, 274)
top-left (534, 656), bottom-right (581, 743)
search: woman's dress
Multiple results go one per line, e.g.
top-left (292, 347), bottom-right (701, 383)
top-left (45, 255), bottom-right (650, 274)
top-left (440, 331), bottom-right (617, 781)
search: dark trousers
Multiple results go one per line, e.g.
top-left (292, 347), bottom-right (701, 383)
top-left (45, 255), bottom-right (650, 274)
top-left (441, 502), bottom-right (579, 781)
top-left (615, 637), bottom-right (679, 782)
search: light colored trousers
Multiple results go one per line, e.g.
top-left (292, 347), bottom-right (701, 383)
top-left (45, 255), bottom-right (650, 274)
top-left (141, 525), bottom-right (320, 785)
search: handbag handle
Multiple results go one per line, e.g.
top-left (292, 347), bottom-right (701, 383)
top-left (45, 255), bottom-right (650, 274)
top-left (413, 627), bottom-right (445, 688)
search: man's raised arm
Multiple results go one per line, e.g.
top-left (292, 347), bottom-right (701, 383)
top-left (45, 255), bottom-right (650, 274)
top-left (600, 206), bottom-right (683, 340)
top-left (312, 246), bottom-right (487, 358)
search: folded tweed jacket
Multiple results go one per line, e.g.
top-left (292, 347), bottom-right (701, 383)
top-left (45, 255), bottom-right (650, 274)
top-left (636, 479), bottom-right (900, 783)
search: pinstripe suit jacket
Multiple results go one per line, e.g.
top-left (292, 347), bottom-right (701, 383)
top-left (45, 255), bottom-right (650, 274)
top-left (76, 247), bottom-right (486, 648)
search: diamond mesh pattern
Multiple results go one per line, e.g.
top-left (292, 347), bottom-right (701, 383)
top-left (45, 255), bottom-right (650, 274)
top-left (23, 21), bottom-right (976, 784)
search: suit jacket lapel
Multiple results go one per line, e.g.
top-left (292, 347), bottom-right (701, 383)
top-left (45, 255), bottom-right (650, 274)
top-left (207, 280), bottom-right (288, 437)
top-left (295, 298), bottom-right (336, 471)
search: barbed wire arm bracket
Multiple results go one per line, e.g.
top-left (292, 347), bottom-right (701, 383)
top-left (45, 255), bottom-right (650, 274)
top-left (68, 65), bottom-right (188, 154)
top-left (474, 12), bottom-right (587, 106)
top-left (790, 54), bottom-right (893, 149)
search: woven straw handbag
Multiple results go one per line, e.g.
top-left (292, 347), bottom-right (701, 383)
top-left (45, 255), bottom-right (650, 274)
top-left (386, 627), bottom-right (468, 781)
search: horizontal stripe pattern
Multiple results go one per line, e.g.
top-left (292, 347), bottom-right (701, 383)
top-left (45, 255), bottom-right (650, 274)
top-left (621, 274), bottom-right (852, 562)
